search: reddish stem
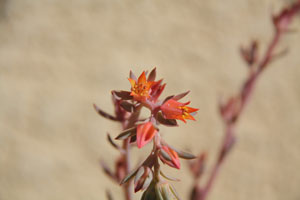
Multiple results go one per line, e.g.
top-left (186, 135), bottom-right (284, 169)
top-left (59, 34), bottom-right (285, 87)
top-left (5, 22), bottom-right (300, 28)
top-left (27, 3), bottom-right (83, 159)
top-left (257, 30), bottom-right (280, 75)
top-left (198, 6), bottom-right (298, 199)
top-left (121, 105), bottom-right (142, 200)
top-left (122, 139), bottom-right (132, 200)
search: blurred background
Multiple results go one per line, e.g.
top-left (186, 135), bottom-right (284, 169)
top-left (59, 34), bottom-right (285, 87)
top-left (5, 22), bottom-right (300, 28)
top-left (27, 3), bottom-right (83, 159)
top-left (0, 0), bottom-right (299, 199)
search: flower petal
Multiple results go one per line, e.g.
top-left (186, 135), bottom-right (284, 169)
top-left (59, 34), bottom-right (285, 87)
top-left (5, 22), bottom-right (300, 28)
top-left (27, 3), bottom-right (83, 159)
top-left (161, 99), bottom-right (198, 123)
top-left (138, 71), bottom-right (147, 84)
top-left (128, 78), bottom-right (136, 88)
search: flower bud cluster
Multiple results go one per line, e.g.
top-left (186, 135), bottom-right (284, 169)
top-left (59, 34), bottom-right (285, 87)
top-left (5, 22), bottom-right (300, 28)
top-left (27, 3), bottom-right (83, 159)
top-left (141, 181), bottom-right (180, 200)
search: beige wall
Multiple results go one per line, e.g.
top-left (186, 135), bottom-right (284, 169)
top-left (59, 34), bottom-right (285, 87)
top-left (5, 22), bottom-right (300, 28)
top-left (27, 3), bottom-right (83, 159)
top-left (0, 0), bottom-right (299, 199)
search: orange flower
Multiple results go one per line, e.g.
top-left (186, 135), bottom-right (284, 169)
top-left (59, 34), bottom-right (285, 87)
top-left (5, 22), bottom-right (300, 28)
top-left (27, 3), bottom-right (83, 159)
top-left (136, 122), bottom-right (157, 148)
top-left (161, 99), bottom-right (198, 123)
top-left (159, 145), bottom-right (180, 169)
top-left (128, 72), bottom-right (154, 102)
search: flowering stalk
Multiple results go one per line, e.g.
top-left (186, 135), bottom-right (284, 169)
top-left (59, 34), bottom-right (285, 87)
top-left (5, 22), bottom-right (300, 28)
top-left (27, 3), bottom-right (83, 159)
top-left (189, 1), bottom-right (300, 200)
top-left (95, 68), bottom-right (198, 199)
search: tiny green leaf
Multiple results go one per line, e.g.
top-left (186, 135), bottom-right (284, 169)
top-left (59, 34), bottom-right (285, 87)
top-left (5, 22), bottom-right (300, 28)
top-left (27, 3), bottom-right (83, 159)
top-left (160, 171), bottom-right (180, 182)
top-left (155, 185), bottom-right (164, 200)
top-left (93, 104), bottom-right (119, 121)
top-left (176, 150), bottom-right (196, 160)
top-left (120, 169), bottom-right (138, 185)
top-left (120, 101), bottom-right (135, 112)
top-left (161, 186), bottom-right (171, 200)
top-left (112, 90), bottom-right (133, 100)
top-left (173, 91), bottom-right (190, 101)
top-left (134, 167), bottom-right (145, 184)
top-left (160, 149), bottom-right (172, 162)
top-left (169, 184), bottom-right (181, 200)
top-left (170, 146), bottom-right (196, 160)
top-left (142, 174), bottom-right (153, 191)
top-left (107, 133), bottom-right (119, 149)
top-left (156, 112), bottom-right (178, 127)
top-left (115, 127), bottom-right (137, 140)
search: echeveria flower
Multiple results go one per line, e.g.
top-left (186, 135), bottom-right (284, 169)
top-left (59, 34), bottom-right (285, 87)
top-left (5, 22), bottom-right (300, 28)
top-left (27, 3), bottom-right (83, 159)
top-left (161, 99), bottom-right (198, 123)
top-left (128, 71), bottom-right (154, 102)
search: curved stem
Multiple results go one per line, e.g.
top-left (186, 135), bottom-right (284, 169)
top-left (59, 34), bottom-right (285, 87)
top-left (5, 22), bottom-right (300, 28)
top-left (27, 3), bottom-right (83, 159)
top-left (198, 14), bottom-right (289, 200)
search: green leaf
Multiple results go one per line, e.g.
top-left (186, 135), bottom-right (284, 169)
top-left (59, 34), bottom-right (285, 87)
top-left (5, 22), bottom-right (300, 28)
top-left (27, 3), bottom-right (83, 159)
top-left (141, 182), bottom-right (156, 200)
top-left (112, 90), bottom-right (133, 100)
top-left (93, 104), bottom-right (119, 121)
top-left (160, 171), bottom-right (180, 182)
top-left (134, 167), bottom-right (145, 184)
top-left (115, 127), bottom-right (137, 140)
top-left (169, 184), bottom-right (181, 200)
top-left (156, 112), bottom-right (178, 127)
top-left (142, 174), bottom-right (153, 191)
top-left (173, 91), bottom-right (190, 101)
top-left (160, 149), bottom-right (172, 162)
top-left (120, 101), bottom-right (135, 112)
top-left (120, 169), bottom-right (138, 185)
top-left (155, 184), bottom-right (164, 200)
top-left (107, 133), bottom-right (119, 149)
top-left (107, 133), bottom-right (125, 153)
top-left (176, 150), bottom-right (196, 160)
top-left (168, 145), bottom-right (196, 160)
top-left (161, 186), bottom-right (171, 200)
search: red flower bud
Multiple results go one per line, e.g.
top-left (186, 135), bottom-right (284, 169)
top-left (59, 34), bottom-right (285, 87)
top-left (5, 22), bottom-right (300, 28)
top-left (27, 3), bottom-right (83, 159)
top-left (159, 145), bottom-right (181, 169)
top-left (136, 122), bottom-right (158, 148)
top-left (273, 1), bottom-right (300, 32)
top-left (134, 166), bottom-right (153, 193)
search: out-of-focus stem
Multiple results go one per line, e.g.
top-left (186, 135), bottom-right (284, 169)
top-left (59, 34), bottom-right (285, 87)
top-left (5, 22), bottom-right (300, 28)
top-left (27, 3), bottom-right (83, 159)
top-left (199, 125), bottom-right (233, 200)
top-left (121, 105), bottom-right (142, 200)
top-left (199, 14), bottom-right (288, 200)
top-left (258, 30), bottom-right (280, 74)
top-left (123, 138), bottom-right (132, 200)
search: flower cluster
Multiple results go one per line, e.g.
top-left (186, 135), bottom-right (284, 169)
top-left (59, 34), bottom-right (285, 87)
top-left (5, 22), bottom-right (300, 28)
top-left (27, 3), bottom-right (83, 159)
top-left (113, 68), bottom-right (198, 199)
top-left (96, 68), bottom-right (198, 199)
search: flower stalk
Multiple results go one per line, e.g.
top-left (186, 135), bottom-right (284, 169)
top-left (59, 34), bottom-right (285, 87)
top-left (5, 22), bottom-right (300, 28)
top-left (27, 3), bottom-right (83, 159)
top-left (189, 1), bottom-right (300, 200)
